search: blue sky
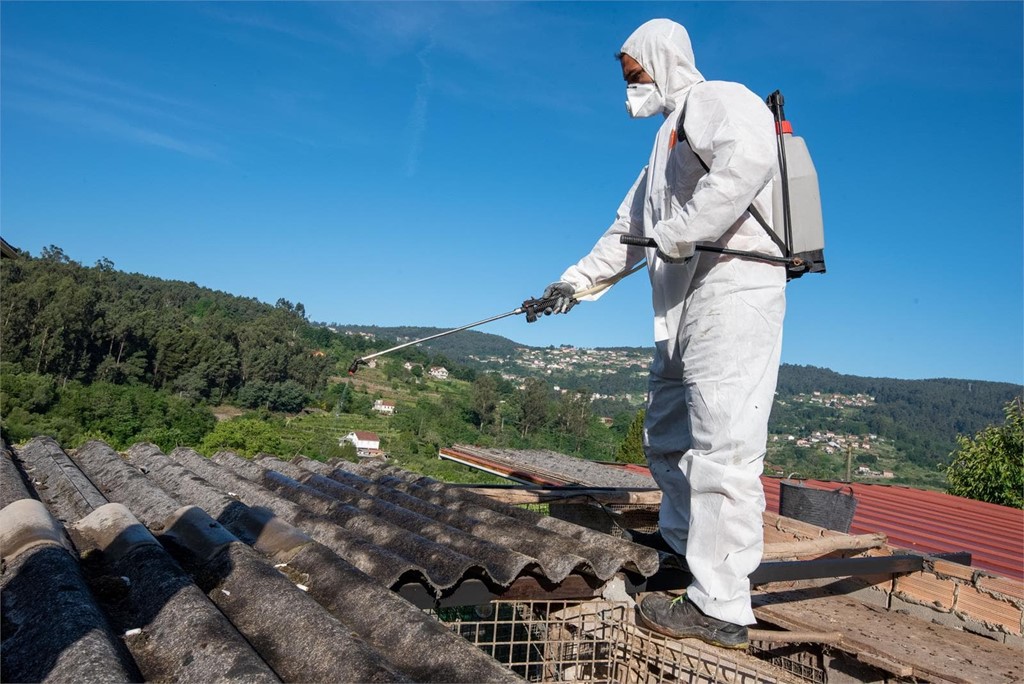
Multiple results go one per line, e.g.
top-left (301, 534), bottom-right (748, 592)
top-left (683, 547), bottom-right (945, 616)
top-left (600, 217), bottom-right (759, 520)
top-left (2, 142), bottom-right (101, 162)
top-left (2, 2), bottom-right (1021, 384)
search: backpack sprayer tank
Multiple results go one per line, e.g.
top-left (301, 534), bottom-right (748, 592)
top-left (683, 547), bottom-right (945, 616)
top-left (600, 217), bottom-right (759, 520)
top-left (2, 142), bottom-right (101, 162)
top-left (768, 91), bottom-right (826, 276)
top-left (623, 89), bottom-right (828, 279)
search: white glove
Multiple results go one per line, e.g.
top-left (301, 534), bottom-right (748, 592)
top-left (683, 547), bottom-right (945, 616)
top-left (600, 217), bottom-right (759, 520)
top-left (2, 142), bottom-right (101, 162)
top-left (651, 222), bottom-right (696, 263)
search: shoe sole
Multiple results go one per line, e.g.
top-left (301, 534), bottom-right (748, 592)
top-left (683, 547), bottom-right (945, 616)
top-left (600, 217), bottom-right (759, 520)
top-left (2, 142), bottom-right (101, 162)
top-left (636, 604), bottom-right (749, 650)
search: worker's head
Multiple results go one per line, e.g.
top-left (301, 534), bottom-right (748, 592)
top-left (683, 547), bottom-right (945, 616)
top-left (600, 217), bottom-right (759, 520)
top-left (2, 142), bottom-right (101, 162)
top-left (618, 19), bottom-right (705, 117)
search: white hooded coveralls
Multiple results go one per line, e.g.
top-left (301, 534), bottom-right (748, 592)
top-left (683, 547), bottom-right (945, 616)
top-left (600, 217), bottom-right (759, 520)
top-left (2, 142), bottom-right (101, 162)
top-left (559, 19), bottom-right (786, 625)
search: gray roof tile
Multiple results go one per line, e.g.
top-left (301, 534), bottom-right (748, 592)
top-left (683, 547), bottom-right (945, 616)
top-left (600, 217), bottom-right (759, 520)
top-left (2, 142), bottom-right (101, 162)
top-left (325, 457), bottom-right (660, 579)
top-left (0, 440), bottom-right (33, 507)
top-left (443, 444), bottom-right (657, 488)
top-left (72, 503), bottom-right (281, 683)
top-left (9, 436), bottom-right (674, 682)
top-left (1, 498), bottom-right (143, 684)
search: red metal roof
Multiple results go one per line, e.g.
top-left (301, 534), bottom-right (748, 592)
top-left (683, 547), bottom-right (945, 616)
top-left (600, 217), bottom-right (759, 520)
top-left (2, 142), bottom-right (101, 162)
top-left (760, 478), bottom-right (1024, 580)
top-left (448, 451), bottom-right (1023, 580)
top-left (596, 463), bottom-right (1023, 581)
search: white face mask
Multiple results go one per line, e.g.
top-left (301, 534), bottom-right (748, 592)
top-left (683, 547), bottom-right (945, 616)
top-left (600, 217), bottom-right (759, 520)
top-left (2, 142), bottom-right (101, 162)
top-left (625, 82), bottom-right (664, 118)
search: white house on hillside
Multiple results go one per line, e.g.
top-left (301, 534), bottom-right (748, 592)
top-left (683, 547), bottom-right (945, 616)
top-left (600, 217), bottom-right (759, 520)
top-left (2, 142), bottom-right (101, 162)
top-left (429, 366), bottom-right (449, 380)
top-left (373, 399), bottom-right (395, 415)
top-left (342, 431), bottom-right (382, 456)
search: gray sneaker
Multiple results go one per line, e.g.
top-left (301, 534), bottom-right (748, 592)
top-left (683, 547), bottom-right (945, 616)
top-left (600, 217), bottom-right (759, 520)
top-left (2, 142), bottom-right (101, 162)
top-left (637, 593), bottom-right (749, 650)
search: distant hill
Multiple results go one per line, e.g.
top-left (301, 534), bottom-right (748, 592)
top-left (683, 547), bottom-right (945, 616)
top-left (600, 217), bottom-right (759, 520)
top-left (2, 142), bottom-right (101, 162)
top-left (337, 325), bottom-right (1023, 473)
top-left (337, 325), bottom-right (528, 360)
top-left (3, 250), bottom-right (1018, 486)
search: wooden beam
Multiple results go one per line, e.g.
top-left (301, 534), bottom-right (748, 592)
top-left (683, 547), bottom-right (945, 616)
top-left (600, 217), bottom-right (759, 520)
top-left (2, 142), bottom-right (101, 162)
top-left (463, 486), bottom-right (663, 506)
top-left (748, 629), bottom-right (844, 645)
top-left (762, 533), bottom-right (887, 560)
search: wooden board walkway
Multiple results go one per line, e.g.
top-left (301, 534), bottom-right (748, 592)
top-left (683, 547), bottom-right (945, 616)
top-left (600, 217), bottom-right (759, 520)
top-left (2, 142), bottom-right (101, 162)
top-left (753, 588), bottom-right (1023, 683)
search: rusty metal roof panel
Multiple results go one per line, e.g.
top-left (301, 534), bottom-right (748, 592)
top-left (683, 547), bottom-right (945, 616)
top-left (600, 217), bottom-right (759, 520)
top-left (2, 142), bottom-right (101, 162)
top-left (761, 478), bottom-right (1024, 580)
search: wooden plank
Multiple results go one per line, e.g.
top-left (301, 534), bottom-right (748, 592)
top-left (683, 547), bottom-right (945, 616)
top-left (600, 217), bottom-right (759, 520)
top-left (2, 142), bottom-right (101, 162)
top-left (748, 629), bottom-right (843, 645)
top-left (762, 533), bottom-right (887, 560)
top-left (753, 588), bottom-right (1023, 683)
top-left (464, 486), bottom-right (663, 506)
top-left (750, 555), bottom-right (922, 584)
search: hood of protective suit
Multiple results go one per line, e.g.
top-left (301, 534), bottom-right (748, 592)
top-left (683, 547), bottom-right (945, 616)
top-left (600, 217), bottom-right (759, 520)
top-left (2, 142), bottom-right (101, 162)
top-left (620, 19), bottom-right (705, 113)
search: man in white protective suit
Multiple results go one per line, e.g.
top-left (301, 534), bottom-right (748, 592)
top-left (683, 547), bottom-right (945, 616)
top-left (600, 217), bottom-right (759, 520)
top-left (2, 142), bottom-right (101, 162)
top-left (539, 18), bottom-right (786, 649)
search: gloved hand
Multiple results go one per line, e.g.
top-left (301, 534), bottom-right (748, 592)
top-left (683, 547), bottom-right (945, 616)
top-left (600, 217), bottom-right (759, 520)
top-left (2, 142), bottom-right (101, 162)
top-left (655, 248), bottom-right (693, 264)
top-left (542, 281), bottom-right (577, 314)
top-left (652, 222), bottom-right (696, 264)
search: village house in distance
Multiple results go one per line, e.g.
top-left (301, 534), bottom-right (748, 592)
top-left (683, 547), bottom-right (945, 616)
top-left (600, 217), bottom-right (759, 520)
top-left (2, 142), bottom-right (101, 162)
top-left (341, 430), bottom-right (383, 457)
top-left (372, 399), bottom-right (395, 415)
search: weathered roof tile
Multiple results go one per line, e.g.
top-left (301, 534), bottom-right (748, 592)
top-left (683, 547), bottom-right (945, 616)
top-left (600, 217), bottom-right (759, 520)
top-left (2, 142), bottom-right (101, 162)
top-left (72, 503), bottom-right (280, 683)
top-left (3, 437), bottom-right (547, 682)
top-left (1, 498), bottom-right (142, 683)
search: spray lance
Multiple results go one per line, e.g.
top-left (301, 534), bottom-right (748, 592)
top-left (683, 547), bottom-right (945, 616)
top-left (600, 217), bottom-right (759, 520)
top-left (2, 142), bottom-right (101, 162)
top-left (349, 93), bottom-right (825, 373)
top-left (347, 262), bottom-right (647, 374)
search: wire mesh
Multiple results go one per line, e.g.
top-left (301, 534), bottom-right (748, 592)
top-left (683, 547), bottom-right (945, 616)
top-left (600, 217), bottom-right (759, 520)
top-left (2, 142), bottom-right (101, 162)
top-left (746, 645), bottom-right (825, 684)
top-left (545, 502), bottom-right (660, 539)
top-left (433, 601), bottom-right (622, 682)
top-left (477, 501), bottom-right (821, 682)
top-left (430, 600), bottom-right (804, 684)
top-left (606, 503), bottom-right (660, 534)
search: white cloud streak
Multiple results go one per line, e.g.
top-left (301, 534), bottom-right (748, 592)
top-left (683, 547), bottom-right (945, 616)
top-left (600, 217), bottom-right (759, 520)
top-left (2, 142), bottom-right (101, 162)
top-left (3, 48), bottom-right (222, 160)
top-left (8, 94), bottom-right (223, 160)
top-left (405, 39), bottom-right (435, 178)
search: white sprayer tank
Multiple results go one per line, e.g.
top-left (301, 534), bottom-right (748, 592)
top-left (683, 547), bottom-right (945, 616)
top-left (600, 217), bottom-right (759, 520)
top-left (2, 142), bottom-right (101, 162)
top-left (773, 122), bottom-right (825, 261)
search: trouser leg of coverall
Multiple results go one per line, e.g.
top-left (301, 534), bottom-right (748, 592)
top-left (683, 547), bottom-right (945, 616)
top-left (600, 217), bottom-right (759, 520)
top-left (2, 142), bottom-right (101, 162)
top-left (644, 265), bottom-right (785, 626)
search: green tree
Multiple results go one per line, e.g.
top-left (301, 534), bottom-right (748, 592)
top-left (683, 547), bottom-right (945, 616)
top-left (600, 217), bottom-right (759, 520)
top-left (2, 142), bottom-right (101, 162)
top-left (517, 378), bottom-right (550, 438)
top-left (40, 245), bottom-right (74, 264)
top-left (200, 417), bottom-right (284, 457)
top-left (616, 409), bottom-right (646, 464)
top-left (945, 398), bottom-right (1024, 508)
top-left (556, 388), bottom-right (592, 453)
top-left (471, 374), bottom-right (500, 433)
top-left (269, 380), bottom-right (308, 413)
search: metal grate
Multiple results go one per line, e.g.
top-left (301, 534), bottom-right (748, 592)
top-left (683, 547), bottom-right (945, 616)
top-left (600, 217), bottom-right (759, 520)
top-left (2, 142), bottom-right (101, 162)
top-left (431, 600), bottom-right (802, 684)
top-left (607, 503), bottom-right (660, 535)
top-left (433, 602), bottom-right (623, 682)
top-left (546, 502), bottom-right (660, 539)
top-left (747, 645), bottom-right (825, 684)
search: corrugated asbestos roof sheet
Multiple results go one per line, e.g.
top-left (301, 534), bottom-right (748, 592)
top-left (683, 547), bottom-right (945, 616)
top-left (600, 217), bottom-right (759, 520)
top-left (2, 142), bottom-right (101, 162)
top-left (445, 447), bottom-right (1023, 581)
top-left (440, 445), bottom-right (659, 488)
top-left (0, 436), bottom-right (659, 683)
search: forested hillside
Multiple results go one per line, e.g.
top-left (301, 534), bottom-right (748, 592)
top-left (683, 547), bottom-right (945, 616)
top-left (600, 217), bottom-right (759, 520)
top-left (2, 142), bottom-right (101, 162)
top-left (2, 248), bottom-right (360, 449)
top-left (346, 324), bottom-right (1023, 476)
top-left (774, 365), bottom-right (1021, 469)
top-left (2, 250), bottom-right (1019, 491)
top-left (0, 249), bottom-right (620, 475)
top-left (339, 325), bottom-right (523, 359)
top-left (2, 246), bottom-right (338, 401)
